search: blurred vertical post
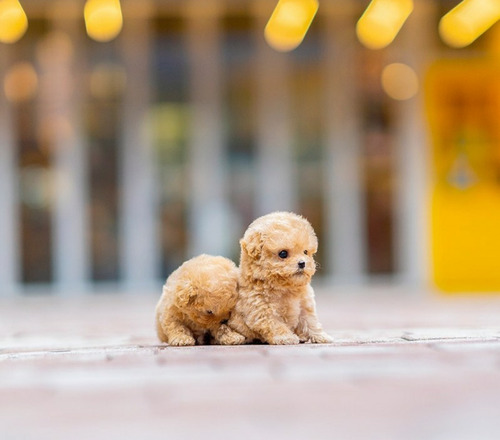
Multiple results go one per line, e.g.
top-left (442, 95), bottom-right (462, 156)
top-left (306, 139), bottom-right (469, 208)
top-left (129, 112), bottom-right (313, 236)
top-left (119, 0), bottom-right (160, 289)
top-left (323, 2), bottom-right (366, 282)
top-left (254, 0), bottom-right (296, 215)
top-left (42, 3), bottom-right (90, 292)
top-left (391, 0), bottom-right (434, 286)
top-left (0, 48), bottom-right (19, 295)
top-left (186, 1), bottom-right (232, 257)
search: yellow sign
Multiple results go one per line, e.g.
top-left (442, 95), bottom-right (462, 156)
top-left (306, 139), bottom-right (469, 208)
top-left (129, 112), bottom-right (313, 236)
top-left (425, 60), bottom-right (500, 292)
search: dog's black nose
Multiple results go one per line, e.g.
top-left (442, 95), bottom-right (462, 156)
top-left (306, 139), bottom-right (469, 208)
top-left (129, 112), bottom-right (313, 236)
top-left (298, 261), bottom-right (306, 269)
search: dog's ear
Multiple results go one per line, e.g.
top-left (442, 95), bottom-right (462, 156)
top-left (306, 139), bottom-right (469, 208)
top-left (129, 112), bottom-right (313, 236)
top-left (176, 286), bottom-right (197, 308)
top-left (240, 230), bottom-right (264, 260)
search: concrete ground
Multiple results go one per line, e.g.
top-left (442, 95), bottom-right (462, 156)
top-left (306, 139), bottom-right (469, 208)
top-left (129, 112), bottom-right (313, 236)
top-left (1, 285), bottom-right (500, 440)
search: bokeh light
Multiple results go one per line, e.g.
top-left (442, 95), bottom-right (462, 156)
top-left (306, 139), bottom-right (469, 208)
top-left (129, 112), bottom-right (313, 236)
top-left (439, 0), bottom-right (500, 48)
top-left (356, 0), bottom-right (413, 50)
top-left (0, 0), bottom-right (28, 44)
top-left (3, 61), bottom-right (38, 103)
top-left (381, 62), bottom-right (419, 101)
top-left (84, 0), bottom-right (123, 43)
top-left (264, 0), bottom-right (318, 52)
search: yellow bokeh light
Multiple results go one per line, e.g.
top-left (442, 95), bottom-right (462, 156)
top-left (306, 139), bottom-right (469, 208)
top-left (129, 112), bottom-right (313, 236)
top-left (4, 62), bottom-right (38, 103)
top-left (264, 0), bottom-right (319, 52)
top-left (0, 0), bottom-right (28, 44)
top-left (356, 0), bottom-right (413, 50)
top-left (381, 63), bottom-right (419, 100)
top-left (84, 0), bottom-right (123, 43)
top-left (439, 0), bottom-right (500, 48)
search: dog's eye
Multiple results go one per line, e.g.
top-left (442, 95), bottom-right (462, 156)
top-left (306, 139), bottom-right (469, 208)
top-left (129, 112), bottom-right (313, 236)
top-left (278, 250), bottom-right (288, 259)
top-left (304, 250), bottom-right (308, 255)
top-left (206, 310), bottom-right (214, 315)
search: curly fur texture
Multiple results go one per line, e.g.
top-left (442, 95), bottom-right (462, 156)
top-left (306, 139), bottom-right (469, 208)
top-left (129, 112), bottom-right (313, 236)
top-left (155, 254), bottom-right (245, 346)
top-left (228, 212), bottom-right (333, 345)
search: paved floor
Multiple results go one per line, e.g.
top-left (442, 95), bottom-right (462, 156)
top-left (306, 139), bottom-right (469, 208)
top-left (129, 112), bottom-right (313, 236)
top-left (1, 285), bottom-right (500, 440)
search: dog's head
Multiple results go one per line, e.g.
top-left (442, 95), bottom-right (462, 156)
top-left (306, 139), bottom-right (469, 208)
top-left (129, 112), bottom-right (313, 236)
top-left (240, 212), bottom-right (318, 287)
top-left (175, 255), bottom-right (239, 327)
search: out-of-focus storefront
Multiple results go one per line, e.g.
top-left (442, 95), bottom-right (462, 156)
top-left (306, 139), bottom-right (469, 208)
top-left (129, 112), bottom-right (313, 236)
top-left (427, 58), bottom-right (500, 291)
top-left (0, 0), bottom-right (499, 294)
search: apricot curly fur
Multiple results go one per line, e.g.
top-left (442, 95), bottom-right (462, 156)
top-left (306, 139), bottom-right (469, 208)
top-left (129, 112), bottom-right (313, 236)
top-left (155, 254), bottom-right (245, 346)
top-left (228, 211), bottom-right (333, 345)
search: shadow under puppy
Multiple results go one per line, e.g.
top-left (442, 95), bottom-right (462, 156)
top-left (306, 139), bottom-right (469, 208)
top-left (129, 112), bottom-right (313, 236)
top-left (229, 211), bottom-right (332, 345)
top-left (155, 254), bottom-right (245, 346)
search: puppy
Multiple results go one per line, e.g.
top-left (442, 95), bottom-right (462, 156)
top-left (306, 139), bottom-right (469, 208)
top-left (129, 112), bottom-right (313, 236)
top-left (155, 254), bottom-right (245, 346)
top-left (229, 212), bottom-right (332, 345)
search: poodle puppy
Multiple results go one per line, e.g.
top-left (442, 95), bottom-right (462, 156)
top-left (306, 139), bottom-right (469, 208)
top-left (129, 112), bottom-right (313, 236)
top-left (155, 254), bottom-right (245, 346)
top-left (229, 211), bottom-right (332, 345)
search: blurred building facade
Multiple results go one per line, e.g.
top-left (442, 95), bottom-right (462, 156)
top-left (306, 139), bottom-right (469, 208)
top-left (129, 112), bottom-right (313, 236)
top-left (0, 0), bottom-right (498, 294)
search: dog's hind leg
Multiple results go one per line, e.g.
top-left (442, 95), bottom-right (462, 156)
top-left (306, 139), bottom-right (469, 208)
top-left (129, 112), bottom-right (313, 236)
top-left (245, 302), bottom-right (300, 345)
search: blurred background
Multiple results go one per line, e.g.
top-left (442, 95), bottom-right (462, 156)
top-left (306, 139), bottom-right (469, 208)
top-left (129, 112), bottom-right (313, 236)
top-left (1, 0), bottom-right (500, 295)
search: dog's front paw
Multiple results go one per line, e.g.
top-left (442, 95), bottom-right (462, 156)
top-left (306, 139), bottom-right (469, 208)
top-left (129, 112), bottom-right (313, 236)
top-left (298, 334), bottom-right (309, 343)
top-left (269, 333), bottom-right (300, 345)
top-left (168, 334), bottom-right (196, 346)
top-left (218, 331), bottom-right (246, 345)
top-left (215, 324), bottom-right (246, 345)
top-left (308, 332), bottom-right (333, 344)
